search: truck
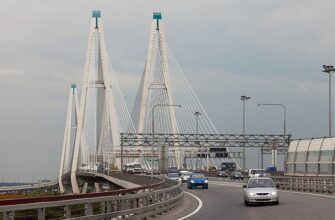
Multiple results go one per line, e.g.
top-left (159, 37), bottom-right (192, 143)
top-left (125, 162), bottom-right (142, 174)
top-left (133, 161), bottom-right (142, 174)
top-left (125, 163), bottom-right (135, 174)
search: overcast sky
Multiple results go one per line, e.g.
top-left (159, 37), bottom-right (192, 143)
top-left (1, 0), bottom-right (335, 182)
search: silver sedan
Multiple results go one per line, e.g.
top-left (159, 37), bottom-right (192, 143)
top-left (243, 178), bottom-right (279, 206)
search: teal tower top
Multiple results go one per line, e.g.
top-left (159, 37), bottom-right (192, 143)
top-left (153, 12), bottom-right (162, 30)
top-left (92, 11), bottom-right (101, 29)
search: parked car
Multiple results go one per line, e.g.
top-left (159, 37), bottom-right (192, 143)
top-left (167, 172), bottom-right (181, 182)
top-left (180, 172), bottom-right (192, 182)
top-left (230, 171), bottom-right (244, 180)
top-left (243, 177), bottom-right (279, 206)
top-left (187, 173), bottom-right (208, 189)
top-left (216, 170), bottom-right (228, 178)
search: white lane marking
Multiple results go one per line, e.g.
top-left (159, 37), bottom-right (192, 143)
top-left (209, 181), bottom-right (244, 188)
top-left (210, 181), bottom-right (335, 199)
top-left (177, 191), bottom-right (203, 220)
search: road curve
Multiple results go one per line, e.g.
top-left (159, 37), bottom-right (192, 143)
top-left (180, 181), bottom-right (335, 220)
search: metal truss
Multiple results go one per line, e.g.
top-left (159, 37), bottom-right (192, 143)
top-left (121, 133), bottom-right (291, 153)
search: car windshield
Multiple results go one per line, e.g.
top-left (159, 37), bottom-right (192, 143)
top-left (191, 174), bottom-right (205, 179)
top-left (168, 173), bottom-right (179, 177)
top-left (247, 179), bottom-right (275, 188)
top-left (234, 172), bottom-right (242, 175)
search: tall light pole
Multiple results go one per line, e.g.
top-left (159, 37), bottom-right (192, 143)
top-left (322, 65), bottom-right (335, 137)
top-left (258, 103), bottom-right (286, 167)
top-left (194, 111), bottom-right (202, 170)
top-left (151, 104), bottom-right (181, 178)
top-left (241, 95), bottom-right (250, 171)
top-left (194, 111), bottom-right (202, 134)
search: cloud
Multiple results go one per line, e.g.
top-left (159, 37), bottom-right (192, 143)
top-left (0, 68), bottom-right (24, 75)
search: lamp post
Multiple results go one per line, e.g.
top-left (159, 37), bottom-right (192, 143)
top-left (151, 104), bottom-right (181, 178)
top-left (194, 111), bottom-right (202, 170)
top-left (258, 103), bottom-right (286, 167)
top-left (322, 65), bottom-right (335, 137)
top-left (240, 95), bottom-right (250, 171)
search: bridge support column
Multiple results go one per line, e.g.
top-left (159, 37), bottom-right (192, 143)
top-left (82, 182), bottom-right (88, 194)
top-left (94, 182), bottom-right (101, 192)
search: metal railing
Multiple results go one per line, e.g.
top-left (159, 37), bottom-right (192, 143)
top-left (0, 181), bottom-right (58, 193)
top-left (207, 175), bottom-right (335, 195)
top-left (272, 176), bottom-right (335, 194)
top-left (0, 179), bottom-right (182, 220)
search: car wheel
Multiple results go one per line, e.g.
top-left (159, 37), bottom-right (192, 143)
top-left (274, 201), bottom-right (279, 205)
top-left (244, 200), bottom-right (250, 206)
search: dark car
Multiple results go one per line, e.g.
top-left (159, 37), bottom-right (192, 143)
top-left (187, 173), bottom-right (208, 189)
top-left (167, 167), bottom-right (179, 174)
top-left (216, 171), bottom-right (228, 178)
top-left (230, 171), bottom-right (244, 180)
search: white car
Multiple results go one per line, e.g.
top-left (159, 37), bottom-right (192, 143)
top-left (243, 178), bottom-right (279, 206)
top-left (167, 173), bottom-right (181, 182)
top-left (180, 172), bottom-right (192, 182)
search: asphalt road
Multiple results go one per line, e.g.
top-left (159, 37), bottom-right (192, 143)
top-left (175, 181), bottom-right (335, 220)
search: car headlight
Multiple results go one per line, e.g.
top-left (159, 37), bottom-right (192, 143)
top-left (191, 180), bottom-right (195, 183)
top-left (204, 180), bottom-right (208, 183)
top-left (271, 191), bottom-right (278, 196)
top-left (247, 192), bottom-right (255, 196)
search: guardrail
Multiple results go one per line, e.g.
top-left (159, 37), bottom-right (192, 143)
top-left (272, 176), bottom-right (335, 194)
top-left (208, 175), bottom-right (335, 195)
top-left (0, 179), bottom-right (182, 220)
top-left (0, 181), bottom-right (58, 193)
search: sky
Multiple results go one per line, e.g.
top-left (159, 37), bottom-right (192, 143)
top-left (1, 0), bottom-right (335, 182)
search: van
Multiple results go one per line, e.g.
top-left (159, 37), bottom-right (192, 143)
top-left (248, 169), bottom-right (266, 178)
top-left (266, 166), bottom-right (277, 174)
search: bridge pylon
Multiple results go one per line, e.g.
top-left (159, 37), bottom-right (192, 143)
top-left (59, 11), bottom-right (134, 194)
top-left (132, 12), bottom-right (181, 167)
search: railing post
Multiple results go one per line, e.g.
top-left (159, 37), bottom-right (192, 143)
top-left (3, 212), bottom-right (9, 220)
top-left (85, 203), bottom-right (93, 216)
top-left (64, 205), bottom-right (71, 218)
top-left (107, 201), bottom-right (112, 213)
top-left (38, 208), bottom-right (45, 220)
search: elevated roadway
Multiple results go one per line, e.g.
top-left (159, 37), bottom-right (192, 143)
top-left (160, 181), bottom-right (335, 220)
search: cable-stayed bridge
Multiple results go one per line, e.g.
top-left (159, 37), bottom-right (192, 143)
top-left (58, 11), bottom-right (286, 194)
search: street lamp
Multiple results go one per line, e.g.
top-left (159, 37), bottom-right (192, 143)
top-left (194, 111), bottom-right (202, 170)
top-left (322, 65), bottom-right (335, 137)
top-left (240, 95), bottom-right (250, 171)
top-left (194, 111), bottom-right (202, 134)
top-left (151, 104), bottom-right (181, 178)
top-left (258, 103), bottom-right (286, 167)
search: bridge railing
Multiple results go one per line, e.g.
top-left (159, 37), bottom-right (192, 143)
top-left (0, 181), bottom-right (58, 194)
top-left (272, 176), bottom-right (335, 194)
top-left (0, 179), bottom-right (182, 220)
